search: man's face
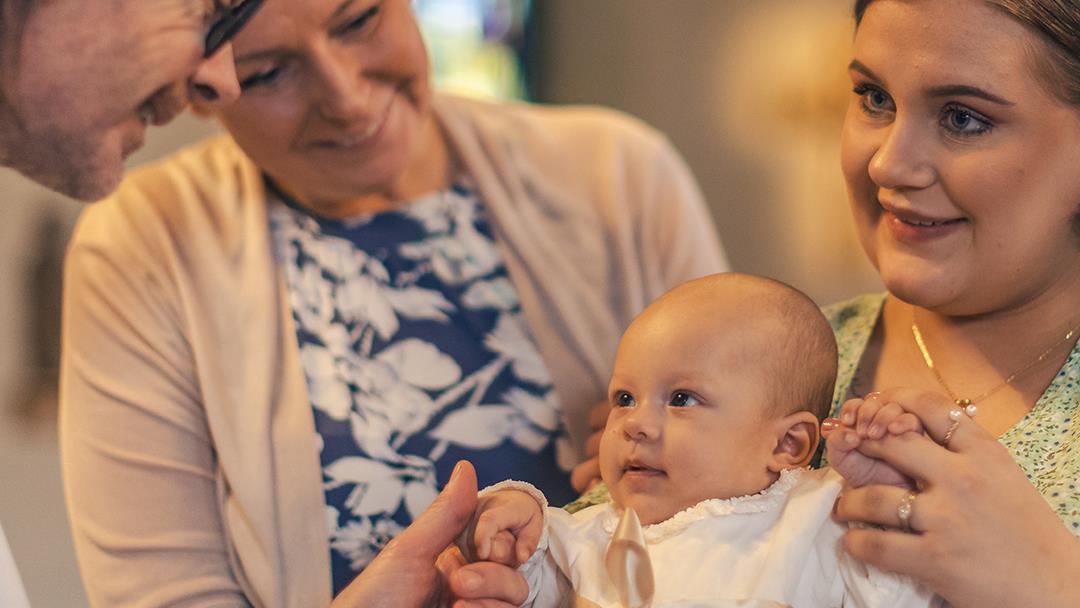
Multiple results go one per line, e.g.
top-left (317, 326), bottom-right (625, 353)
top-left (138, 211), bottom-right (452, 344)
top-left (1, 0), bottom-right (240, 200)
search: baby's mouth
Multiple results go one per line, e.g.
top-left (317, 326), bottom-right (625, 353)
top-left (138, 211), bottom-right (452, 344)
top-left (623, 461), bottom-right (665, 476)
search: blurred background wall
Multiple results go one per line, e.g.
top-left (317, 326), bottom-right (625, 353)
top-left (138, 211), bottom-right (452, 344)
top-left (0, 1), bottom-right (878, 605)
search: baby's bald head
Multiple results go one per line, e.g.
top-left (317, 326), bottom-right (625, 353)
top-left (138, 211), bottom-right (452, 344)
top-left (632, 273), bottom-right (838, 421)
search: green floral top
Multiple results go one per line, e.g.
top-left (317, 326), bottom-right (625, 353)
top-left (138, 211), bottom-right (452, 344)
top-left (826, 293), bottom-right (1080, 536)
top-left (569, 293), bottom-right (1080, 536)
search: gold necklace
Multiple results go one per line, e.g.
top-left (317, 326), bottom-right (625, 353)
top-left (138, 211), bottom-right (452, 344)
top-left (910, 310), bottom-right (1080, 408)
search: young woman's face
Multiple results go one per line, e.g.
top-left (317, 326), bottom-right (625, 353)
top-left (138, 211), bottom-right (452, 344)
top-left (212, 0), bottom-right (435, 209)
top-left (841, 0), bottom-right (1080, 316)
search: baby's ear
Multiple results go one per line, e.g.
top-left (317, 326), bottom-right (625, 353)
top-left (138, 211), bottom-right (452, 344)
top-left (766, 410), bottom-right (820, 473)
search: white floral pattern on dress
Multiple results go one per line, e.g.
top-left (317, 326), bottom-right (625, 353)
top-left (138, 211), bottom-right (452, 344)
top-left (270, 184), bottom-right (574, 594)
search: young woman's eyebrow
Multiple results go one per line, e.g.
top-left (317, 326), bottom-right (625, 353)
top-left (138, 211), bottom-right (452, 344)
top-left (847, 59), bottom-right (881, 82)
top-left (924, 84), bottom-right (1015, 106)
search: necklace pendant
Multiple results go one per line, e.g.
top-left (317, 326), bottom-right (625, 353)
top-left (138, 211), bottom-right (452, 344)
top-left (953, 399), bottom-right (978, 418)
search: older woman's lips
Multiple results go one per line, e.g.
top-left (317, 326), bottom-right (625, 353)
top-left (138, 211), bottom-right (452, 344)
top-left (310, 101), bottom-right (392, 150)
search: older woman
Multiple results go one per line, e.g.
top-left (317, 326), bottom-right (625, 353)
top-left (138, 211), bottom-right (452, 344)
top-left (824, 0), bottom-right (1080, 606)
top-left (58, 0), bottom-right (726, 605)
top-left (567, 0), bottom-right (1080, 606)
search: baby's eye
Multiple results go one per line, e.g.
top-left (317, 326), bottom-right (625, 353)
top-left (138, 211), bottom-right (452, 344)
top-left (613, 391), bottom-right (636, 408)
top-left (669, 391), bottom-right (701, 408)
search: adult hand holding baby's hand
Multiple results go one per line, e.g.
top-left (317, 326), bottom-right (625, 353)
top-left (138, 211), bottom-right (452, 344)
top-left (469, 490), bottom-right (545, 567)
top-left (833, 387), bottom-right (1080, 608)
top-left (825, 394), bottom-right (922, 489)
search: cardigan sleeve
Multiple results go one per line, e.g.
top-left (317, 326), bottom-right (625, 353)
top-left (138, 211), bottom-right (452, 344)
top-left (60, 201), bottom-right (249, 607)
top-left (636, 131), bottom-right (729, 291)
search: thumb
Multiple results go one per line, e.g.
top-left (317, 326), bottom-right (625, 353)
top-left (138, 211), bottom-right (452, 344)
top-left (390, 460), bottom-right (478, 559)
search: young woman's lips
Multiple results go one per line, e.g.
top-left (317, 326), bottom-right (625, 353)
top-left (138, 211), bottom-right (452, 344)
top-left (881, 207), bottom-right (967, 244)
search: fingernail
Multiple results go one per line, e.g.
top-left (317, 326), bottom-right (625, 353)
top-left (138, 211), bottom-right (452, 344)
top-left (843, 430), bottom-right (858, 446)
top-left (842, 412), bottom-right (855, 425)
top-left (450, 460), bottom-right (464, 483)
top-left (458, 570), bottom-right (480, 591)
top-left (832, 495), bottom-right (842, 516)
top-left (822, 418), bottom-right (840, 434)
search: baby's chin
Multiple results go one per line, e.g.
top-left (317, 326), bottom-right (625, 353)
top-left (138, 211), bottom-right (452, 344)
top-left (615, 496), bottom-right (690, 526)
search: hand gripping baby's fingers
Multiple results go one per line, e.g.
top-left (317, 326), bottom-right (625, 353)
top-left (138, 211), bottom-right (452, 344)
top-left (887, 412), bottom-right (924, 436)
top-left (450, 561), bottom-right (531, 606)
top-left (855, 398), bottom-right (885, 437)
top-left (867, 402), bottom-right (906, 439)
top-left (473, 505), bottom-right (518, 560)
top-left (487, 530), bottom-right (516, 566)
top-left (514, 516), bottom-right (543, 564)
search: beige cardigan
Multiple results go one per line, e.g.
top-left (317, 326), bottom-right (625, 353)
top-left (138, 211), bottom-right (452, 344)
top-left (60, 95), bottom-right (727, 607)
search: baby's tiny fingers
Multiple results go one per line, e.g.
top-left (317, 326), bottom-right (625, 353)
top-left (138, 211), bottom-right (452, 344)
top-left (856, 399), bottom-right (882, 437)
top-left (868, 402), bottom-right (904, 439)
top-left (887, 413), bottom-right (923, 435)
top-left (839, 398), bottom-right (864, 426)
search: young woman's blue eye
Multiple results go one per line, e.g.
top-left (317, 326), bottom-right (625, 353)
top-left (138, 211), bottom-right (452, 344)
top-left (669, 391), bottom-right (700, 407)
top-left (613, 391), bottom-right (636, 408)
top-left (239, 67), bottom-right (282, 90)
top-left (940, 105), bottom-right (993, 136)
top-left (853, 84), bottom-right (895, 116)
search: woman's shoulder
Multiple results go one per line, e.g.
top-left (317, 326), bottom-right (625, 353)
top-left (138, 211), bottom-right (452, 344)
top-left (435, 94), bottom-right (674, 160)
top-left (73, 135), bottom-right (263, 258)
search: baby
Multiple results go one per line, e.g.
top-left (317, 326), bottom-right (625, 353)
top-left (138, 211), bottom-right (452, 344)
top-left (459, 273), bottom-right (936, 607)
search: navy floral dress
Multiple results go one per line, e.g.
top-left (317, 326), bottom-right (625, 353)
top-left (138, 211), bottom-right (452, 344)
top-left (269, 182), bottom-right (576, 594)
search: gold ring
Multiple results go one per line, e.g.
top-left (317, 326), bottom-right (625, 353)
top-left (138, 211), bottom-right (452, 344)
top-left (942, 419), bottom-right (961, 448)
top-left (897, 490), bottom-right (918, 533)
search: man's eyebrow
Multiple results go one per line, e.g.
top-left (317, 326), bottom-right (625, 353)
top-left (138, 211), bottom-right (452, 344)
top-left (234, 48), bottom-right (282, 64)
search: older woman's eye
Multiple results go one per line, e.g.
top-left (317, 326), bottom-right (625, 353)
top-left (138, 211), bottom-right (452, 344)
top-left (341, 5), bottom-right (380, 35)
top-left (613, 391), bottom-right (636, 408)
top-left (941, 104), bottom-right (993, 136)
top-left (853, 84), bottom-right (895, 116)
top-left (669, 391), bottom-right (701, 408)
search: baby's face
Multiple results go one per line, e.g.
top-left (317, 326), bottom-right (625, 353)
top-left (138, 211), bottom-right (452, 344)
top-left (599, 308), bottom-right (781, 525)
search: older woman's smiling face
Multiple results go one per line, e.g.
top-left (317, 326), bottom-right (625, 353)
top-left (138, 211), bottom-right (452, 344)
top-left (212, 0), bottom-right (439, 215)
top-left (841, 0), bottom-right (1080, 317)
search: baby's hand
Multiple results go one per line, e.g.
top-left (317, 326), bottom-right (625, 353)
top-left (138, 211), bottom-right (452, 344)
top-left (825, 396), bottom-right (923, 489)
top-left (467, 489), bottom-right (544, 568)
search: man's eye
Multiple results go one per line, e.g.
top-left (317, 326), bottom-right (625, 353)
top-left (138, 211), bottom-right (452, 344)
top-left (669, 391), bottom-right (700, 407)
top-left (613, 391), bottom-right (636, 408)
top-left (239, 66), bottom-right (282, 90)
